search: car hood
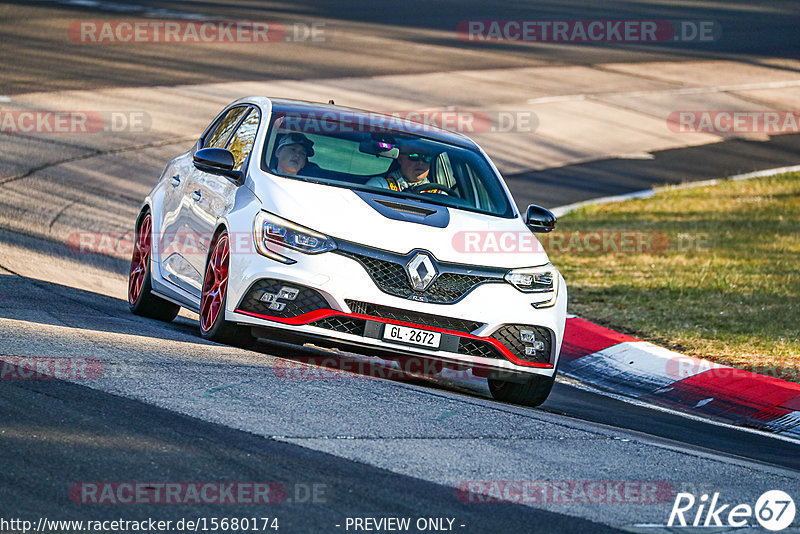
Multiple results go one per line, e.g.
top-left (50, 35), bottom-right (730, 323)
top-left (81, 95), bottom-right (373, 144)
top-left (250, 173), bottom-right (551, 269)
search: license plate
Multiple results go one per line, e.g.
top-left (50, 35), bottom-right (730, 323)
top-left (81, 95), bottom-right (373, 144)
top-left (383, 324), bottom-right (441, 348)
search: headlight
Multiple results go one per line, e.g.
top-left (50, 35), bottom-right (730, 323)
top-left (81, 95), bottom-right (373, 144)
top-left (254, 211), bottom-right (336, 263)
top-left (505, 264), bottom-right (558, 308)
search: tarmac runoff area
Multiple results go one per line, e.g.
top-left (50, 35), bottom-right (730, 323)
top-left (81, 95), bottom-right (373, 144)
top-left (3, 58), bottom-right (800, 178)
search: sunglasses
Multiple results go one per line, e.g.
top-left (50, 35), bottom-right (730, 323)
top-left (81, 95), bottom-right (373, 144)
top-left (402, 153), bottom-right (433, 163)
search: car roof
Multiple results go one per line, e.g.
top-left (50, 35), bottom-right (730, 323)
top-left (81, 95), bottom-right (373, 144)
top-left (260, 97), bottom-right (481, 149)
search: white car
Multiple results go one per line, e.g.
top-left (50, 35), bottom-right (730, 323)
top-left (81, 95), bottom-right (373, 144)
top-left (128, 97), bottom-right (567, 406)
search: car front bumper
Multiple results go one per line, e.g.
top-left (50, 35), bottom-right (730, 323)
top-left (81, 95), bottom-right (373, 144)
top-left (225, 239), bottom-right (567, 379)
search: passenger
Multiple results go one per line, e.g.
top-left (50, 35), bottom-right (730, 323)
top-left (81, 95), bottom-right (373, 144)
top-left (272, 133), bottom-right (314, 175)
top-left (366, 150), bottom-right (433, 192)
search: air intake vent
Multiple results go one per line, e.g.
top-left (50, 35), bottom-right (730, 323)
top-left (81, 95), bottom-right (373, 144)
top-left (374, 199), bottom-right (437, 217)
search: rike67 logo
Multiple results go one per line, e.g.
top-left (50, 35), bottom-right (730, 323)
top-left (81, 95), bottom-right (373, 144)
top-left (668, 490), bottom-right (796, 531)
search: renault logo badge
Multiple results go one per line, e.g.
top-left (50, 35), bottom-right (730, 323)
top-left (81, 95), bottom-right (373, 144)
top-left (406, 253), bottom-right (438, 291)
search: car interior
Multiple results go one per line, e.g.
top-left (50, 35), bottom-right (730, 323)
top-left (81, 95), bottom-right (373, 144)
top-left (262, 116), bottom-right (512, 217)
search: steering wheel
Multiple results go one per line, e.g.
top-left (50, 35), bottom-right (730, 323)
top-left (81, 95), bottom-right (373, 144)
top-left (408, 183), bottom-right (456, 196)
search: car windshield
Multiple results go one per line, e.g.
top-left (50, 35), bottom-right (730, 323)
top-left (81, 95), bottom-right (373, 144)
top-left (261, 110), bottom-right (515, 218)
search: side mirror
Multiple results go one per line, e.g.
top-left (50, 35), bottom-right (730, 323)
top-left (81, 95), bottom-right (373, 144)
top-left (525, 204), bottom-right (556, 233)
top-left (193, 148), bottom-right (243, 184)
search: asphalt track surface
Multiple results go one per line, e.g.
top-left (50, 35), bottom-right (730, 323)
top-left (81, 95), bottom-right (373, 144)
top-left (510, 132), bottom-right (800, 209)
top-left (2, 1), bottom-right (800, 532)
top-left (2, 0), bottom-right (800, 94)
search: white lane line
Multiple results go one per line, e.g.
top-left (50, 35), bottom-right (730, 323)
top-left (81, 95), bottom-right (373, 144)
top-left (728, 163), bottom-right (800, 181)
top-left (551, 190), bottom-right (656, 217)
top-left (613, 79), bottom-right (800, 97)
top-left (526, 94), bottom-right (588, 104)
top-left (527, 79), bottom-right (800, 105)
top-left (551, 164), bottom-right (800, 217)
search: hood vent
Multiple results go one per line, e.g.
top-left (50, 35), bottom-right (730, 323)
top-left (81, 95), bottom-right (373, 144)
top-left (374, 199), bottom-right (437, 217)
top-left (354, 190), bottom-right (450, 228)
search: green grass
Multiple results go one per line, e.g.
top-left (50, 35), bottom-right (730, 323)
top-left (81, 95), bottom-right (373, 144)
top-left (549, 173), bottom-right (800, 381)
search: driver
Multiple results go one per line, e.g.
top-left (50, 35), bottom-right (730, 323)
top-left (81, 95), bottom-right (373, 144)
top-left (366, 150), bottom-right (435, 192)
top-left (272, 133), bottom-right (314, 175)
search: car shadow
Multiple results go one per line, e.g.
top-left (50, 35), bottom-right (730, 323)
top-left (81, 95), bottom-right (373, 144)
top-left (0, 273), bottom-right (489, 396)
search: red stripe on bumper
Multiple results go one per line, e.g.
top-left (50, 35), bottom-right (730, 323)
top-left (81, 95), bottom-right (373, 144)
top-left (234, 308), bottom-right (554, 368)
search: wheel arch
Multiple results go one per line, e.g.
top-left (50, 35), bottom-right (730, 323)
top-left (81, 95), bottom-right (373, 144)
top-left (205, 220), bottom-right (231, 267)
top-left (135, 202), bottom-right (152, 230)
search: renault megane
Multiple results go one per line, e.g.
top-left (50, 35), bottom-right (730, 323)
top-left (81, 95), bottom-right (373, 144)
top-left (127, 97), bottom-right (566, 406)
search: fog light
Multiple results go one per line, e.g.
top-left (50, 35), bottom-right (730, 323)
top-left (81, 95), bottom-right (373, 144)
top-left (260, 292), bottom-right (277, 303)
top-left (268, 301), bottom-right (286, 312)
top-left (520, 329), bottom-right (536, 343)
top-left (278, 286), bottom-right (299, 300)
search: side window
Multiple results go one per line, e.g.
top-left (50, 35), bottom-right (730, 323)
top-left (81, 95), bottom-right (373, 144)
top-left (204, 106), bottom-right (248, 148)
top-left (226, 109), bottom-right (260, 170)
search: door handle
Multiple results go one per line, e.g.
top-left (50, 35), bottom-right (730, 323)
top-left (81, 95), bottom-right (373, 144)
top-left (192, 190), bottom-right (202, 202)
top-left (170, 175), bottom-right (181, 187)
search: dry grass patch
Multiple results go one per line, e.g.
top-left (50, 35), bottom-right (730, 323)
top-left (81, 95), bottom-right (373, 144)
top-left (550, 173), bottom-right (800, 381)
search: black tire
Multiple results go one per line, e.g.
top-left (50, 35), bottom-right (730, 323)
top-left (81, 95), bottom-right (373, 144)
top-left (488, 373), bottom-right (555, 407)
top-left (199, 230), bottom-right (254, 348)
top-left (128, 212), bottom-right (180, 321)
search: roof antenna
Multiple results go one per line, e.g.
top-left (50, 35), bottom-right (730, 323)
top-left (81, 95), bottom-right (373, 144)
top-left (328, 99), bottom-right (335, 105)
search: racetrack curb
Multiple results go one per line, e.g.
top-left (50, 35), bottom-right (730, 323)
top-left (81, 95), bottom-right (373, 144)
top-left (560, 318), bottom-right (800, 439)
top-left (552, 165), bottom-right (800, 439)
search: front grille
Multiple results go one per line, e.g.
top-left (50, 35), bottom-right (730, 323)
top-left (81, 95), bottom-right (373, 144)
top-left (238, 279), bottom-right (329, 318)
top-left (343, 253), bottom-right (410, 297)
top-left (428, 272), bottom-right (495, 302)
top-left (336, 245), bottom-right (505, 304)
top-left (345, 300), bottom-right (484, 333)
top-left (310, 316), bottom-right (367, 336)
top-left (492, 325), bottom-right (553, 365)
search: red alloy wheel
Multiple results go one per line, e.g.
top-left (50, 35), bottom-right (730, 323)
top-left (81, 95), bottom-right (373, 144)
top-left (128, 213), bottom-right (152, 305)
top-left (200, 233), bottom-right (230, 333)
